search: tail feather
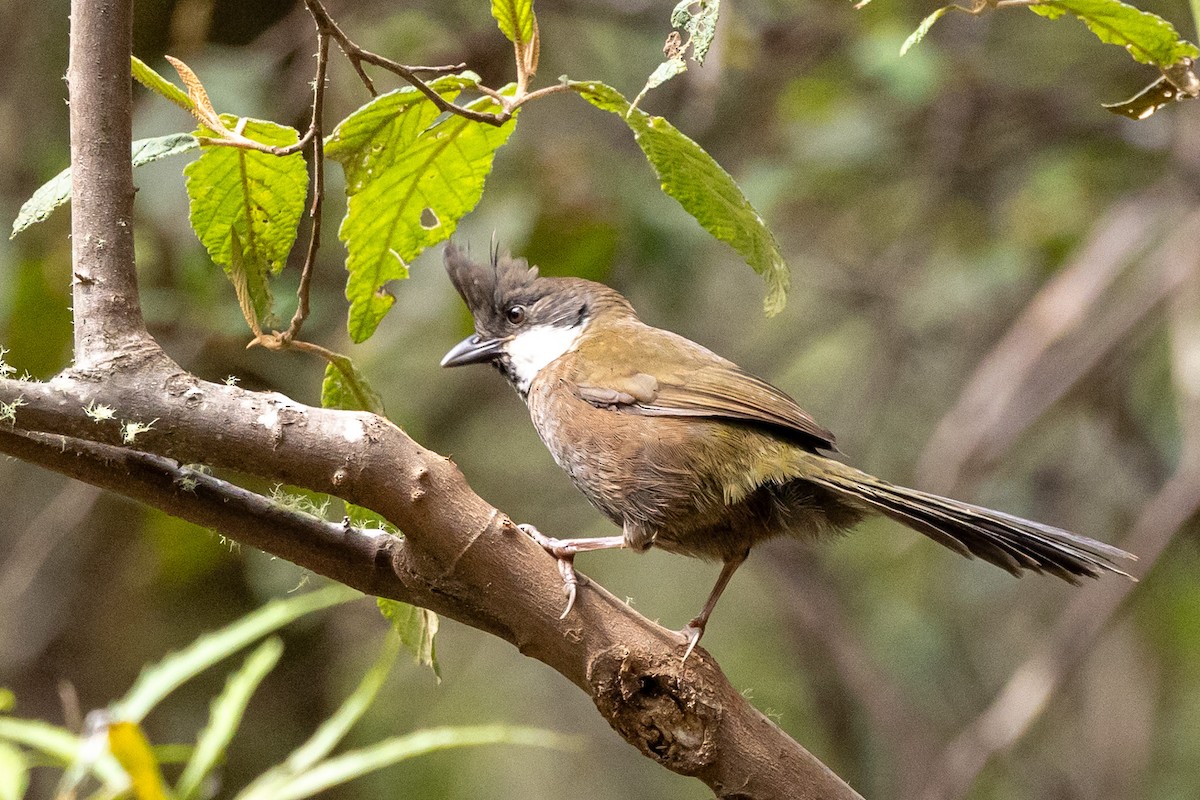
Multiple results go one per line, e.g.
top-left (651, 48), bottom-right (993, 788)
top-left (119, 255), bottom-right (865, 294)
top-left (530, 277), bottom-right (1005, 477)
top-left (809, 468), bottom-right (1135, 583)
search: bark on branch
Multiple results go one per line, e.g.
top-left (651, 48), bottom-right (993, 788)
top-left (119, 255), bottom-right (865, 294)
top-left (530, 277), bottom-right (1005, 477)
top-left (0, 1), bottom-right (865, 797)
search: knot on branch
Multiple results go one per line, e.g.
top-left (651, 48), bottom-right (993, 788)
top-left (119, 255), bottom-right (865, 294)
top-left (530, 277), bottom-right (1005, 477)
top-left (589, 645), bottom-right (720, 774)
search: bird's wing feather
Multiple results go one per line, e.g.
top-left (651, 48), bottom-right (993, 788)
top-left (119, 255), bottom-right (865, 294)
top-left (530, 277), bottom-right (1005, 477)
top-left (573, 327), bottom-right (837, 450)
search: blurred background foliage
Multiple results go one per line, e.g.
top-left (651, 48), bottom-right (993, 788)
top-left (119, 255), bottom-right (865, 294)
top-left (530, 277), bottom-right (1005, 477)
top-left (2, 0), bottom-right (1200, 798)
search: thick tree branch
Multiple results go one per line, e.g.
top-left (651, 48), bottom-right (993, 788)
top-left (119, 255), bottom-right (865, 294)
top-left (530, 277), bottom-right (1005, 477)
top-left (67, 0), bottom-right (149, 365)
top-left (0, 2), bottom-right (866, 796)
top-left (0, 366), bottom-right (861, 798)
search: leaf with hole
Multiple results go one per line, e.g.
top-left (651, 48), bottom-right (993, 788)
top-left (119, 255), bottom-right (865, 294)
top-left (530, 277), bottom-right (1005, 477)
top-left (327, 78), bottom-right (517, 342)
top-left (672, 0), bottom-right (720, 64)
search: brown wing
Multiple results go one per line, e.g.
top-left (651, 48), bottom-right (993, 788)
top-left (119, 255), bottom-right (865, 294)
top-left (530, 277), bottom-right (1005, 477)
top-left (574, 326), bottom-right (837, 451)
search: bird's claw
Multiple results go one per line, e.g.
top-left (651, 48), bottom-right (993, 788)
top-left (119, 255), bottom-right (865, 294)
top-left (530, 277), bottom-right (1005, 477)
top-left (519, 523), bottom-right (580, 619)
top-left (679, 620), bottom-right (705, 663)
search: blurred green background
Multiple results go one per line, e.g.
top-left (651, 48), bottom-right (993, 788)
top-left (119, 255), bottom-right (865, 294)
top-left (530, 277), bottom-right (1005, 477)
top-left (2, 0), bottom-right (1199, 798)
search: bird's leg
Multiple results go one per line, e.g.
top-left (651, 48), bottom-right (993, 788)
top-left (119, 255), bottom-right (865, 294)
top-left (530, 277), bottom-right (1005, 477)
top-left (518, 524), bottom-right (626, 618)
top-left (681, 548), bottom-right (749, 661)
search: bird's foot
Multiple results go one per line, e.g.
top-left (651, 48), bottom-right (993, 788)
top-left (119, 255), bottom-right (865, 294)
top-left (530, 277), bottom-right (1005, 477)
top-left (518, 524), bottom-right (579, 619)
top-left (679, 618), bottom-right (707, 663)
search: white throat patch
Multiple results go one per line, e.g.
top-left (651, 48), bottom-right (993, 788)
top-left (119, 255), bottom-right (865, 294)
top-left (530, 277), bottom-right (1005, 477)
top-left (504, 323), bottom-right (585, 394)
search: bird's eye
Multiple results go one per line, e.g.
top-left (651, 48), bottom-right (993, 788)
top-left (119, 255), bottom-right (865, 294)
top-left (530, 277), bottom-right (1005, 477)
top-left (505, 305), bottom-right (526, 325)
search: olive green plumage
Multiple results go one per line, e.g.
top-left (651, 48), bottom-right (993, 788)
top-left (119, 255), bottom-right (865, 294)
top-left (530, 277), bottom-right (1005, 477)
top-left (442, 243), bottom-right (1133, 644)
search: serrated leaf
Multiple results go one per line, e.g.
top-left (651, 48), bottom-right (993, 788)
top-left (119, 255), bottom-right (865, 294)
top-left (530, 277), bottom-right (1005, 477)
top-left (185, 117), bottom-right (308, 327)
top-left (11, 134), bottom-right (198, 238)
top-left (116, 586), bottom-right (357, 722)
top-left (901, 6), bottom-right (953, 56)
top-left (107, 722), bottom-right (168, 800)
top-left (573, 81), bottom-right (789, 315)
top-left (1029, 0), bottom-right (1199, 67)
top-left (320, 358), bottom-right (386, 416)
top-left (329, 85), bottom-right (518, 342)
top-left (377, 599), bottom-right (440, 680)
top-left (325, 74), bottom-right (480, 181)
top-left (131, 56), bottom-right (194, 111)
top-left (491, 0), bottom-right (535, 46)
top-left (175, 638), bottom-right (283, 800)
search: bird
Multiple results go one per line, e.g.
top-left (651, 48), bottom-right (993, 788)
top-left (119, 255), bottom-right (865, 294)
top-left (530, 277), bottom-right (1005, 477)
top-left (440, 243), bottom-right (1135, 658)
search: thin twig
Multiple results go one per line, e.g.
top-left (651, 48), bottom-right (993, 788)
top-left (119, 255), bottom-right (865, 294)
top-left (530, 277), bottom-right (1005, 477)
top-left (284, 30), bottom-right (330, 342)
top-left (302, 0), bottom-right (512, 126)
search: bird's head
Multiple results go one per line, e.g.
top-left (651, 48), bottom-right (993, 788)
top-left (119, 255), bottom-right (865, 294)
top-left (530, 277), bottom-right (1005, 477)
top-left (441, 242), bottom-right (634, 396)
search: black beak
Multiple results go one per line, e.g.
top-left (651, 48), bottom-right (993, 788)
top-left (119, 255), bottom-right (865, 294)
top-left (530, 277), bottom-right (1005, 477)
top-left (440, 334), bottom-right (505, 367)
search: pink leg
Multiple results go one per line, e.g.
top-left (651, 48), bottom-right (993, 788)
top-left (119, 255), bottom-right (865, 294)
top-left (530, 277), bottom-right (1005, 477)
top-left (519, 524), bottom-right (626, 618)
top-left (681, 549), bottom-right (749, 661)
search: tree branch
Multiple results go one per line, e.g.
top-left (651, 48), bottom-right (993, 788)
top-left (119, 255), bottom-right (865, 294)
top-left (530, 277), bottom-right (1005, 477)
top-left (67, 0), bottom-right (150, 365)
top-left (0, 2), bottom-right (866, 796)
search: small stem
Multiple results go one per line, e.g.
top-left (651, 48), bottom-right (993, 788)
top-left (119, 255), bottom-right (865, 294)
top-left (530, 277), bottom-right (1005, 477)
top-left (302, 0), bottom-right (511, 126)
top-left (285, 30), bottom-right (331, 342)
top-left (511, 82), bottom-right (573, 110)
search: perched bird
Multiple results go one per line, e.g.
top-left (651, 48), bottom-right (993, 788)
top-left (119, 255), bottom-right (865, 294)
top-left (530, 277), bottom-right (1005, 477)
top-left (441, 243), bottom-right (1134, 657)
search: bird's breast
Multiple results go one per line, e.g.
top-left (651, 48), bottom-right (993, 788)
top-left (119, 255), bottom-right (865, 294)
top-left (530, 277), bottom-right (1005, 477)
top-left (524, 357), bottom-right (819, 560)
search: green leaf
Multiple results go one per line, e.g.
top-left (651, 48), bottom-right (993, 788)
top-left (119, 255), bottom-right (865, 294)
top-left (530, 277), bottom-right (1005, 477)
top-left (377, 599), bottom-right (440, 680)
top-left (672, 0), bottom-right (720, 64)
top-left (0, 742), bottom-right (27, 800)
top-left (320, 357), bottom-right (386, 416)
top-left (131, 56), bottom-right (194, 111)
top-left (491, 0), bottom-right (535, 45)
top-left (11, 134), bottom-right (198, 238)
top-left (175, 638), bottom-right (283, 800)
top-left (328, 80), bottom-right (518, 342)
top-left (184, 117), bottom-right (308, 327)
top-left (572, 81), bottom-right (789, 315)
top-left (0, 717), bottom-right (127, 788)
top-left (314, 359), bottom-right (395, 530)
top-left (116, 586), bottom-right (358, 722)
top-left (234, 636), bottom-right (402, 800)
top-left (243, 725), bottom-right (574, 800)
top-left (1029, 0), bottom-right (1199, 67)
top-left (631, 57), bottom-right (689, 110)
top-left (900, 6), bottom-right (953, 56)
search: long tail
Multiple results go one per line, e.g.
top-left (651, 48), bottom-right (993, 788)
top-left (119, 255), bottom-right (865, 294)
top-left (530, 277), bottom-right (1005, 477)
top-left (808, 463), bottom-right (1135, 583)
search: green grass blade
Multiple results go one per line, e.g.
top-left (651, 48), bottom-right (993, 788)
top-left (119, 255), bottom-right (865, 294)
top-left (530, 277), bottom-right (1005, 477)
top-left (234, 636), bottom-right (401, 800)
top-left (254, 725), bottom-right (575, 800)
top-left (175, 638), bottom-right (284, 800)
top-left (0, 717), bottom-right (126, 787)
top-left (115, 585), bottom-right (358, 723)
top-left (0, 741), bottom-right (27, 800)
